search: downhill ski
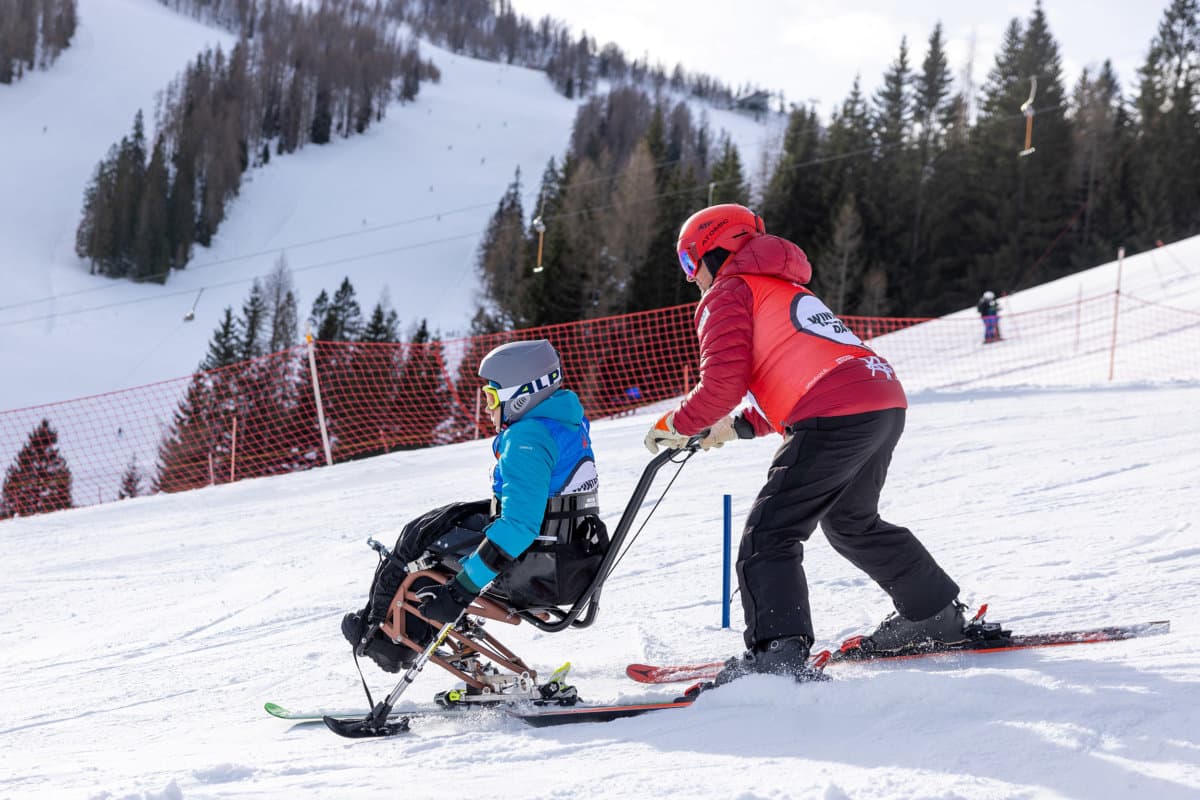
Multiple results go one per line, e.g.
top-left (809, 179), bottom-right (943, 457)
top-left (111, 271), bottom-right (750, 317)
top-left (627, 616), bottom-right (1171, 684)
top-left (265, 701), bottom-right (487, 724)
top-left (265, 698), bottom-right (699, 729)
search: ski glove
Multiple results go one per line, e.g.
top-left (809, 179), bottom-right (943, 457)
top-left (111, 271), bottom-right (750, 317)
top-left (699, 416), bottom-right (737, 450)
top-left (644, 411), bottom-right (690, 454)
top-left (417, 574), bottom-right (479, 624)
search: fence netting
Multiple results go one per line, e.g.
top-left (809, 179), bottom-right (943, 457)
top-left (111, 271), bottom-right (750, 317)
top-left (2, 292), bottom-right (1197, 517)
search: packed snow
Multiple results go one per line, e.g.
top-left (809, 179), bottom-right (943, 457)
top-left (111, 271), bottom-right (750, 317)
top-left (3, 2), bottom-right (1199, 799)
top-left (4, 240), bottom-right (1200, 798)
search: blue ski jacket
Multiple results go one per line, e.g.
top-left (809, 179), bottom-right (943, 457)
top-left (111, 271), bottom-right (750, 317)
top-left (460, 389), bottom-right (598, 590)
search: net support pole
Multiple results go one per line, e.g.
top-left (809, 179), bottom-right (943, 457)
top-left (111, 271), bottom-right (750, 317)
top-left (722, 494), bottom-right (732, 629)
top-left (1108, 246), bottom-right (1125, 382)
top-left (306, 329), bottom-right (334, 467)
top-left (229, 416), bottom-right (238, 482)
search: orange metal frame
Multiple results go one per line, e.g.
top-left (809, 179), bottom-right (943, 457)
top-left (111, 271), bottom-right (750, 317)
top-left (378, 569), bottom-right (540, 690)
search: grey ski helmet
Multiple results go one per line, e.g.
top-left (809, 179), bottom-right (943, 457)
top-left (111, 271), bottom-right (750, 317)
top-left (982, 290), bottom-right (995, 301)
top-left (478, 339), bottom-right (563, 424)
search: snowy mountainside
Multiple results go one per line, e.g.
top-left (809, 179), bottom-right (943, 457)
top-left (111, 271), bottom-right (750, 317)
top-left (0, 0), bottom-right (782, 412)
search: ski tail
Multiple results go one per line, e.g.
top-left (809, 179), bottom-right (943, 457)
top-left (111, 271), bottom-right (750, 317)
top-left (626, 661), bottom-right (724, 684)
top-left (507, 699), bottom-right (695, 727)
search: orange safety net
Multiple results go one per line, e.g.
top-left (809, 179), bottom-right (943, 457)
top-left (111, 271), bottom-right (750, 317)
top-left (1, 294), bottom-right (1197, 518)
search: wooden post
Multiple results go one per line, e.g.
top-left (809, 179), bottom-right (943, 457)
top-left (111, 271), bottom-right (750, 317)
top-left (306, 326), bottom-right (334, 466)
top-left (1107, 247), bottom-right (1125, 382)
top-left (474, 388), bottom-right (482, 440)
top-left (229, 416), bottom-right (238, 483)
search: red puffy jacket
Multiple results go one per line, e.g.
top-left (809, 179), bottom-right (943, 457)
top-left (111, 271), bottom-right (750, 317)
top-left (672, 234), bottom-right (906, 437)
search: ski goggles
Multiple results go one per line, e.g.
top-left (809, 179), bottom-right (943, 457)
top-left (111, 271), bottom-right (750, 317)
top-left (481, 383), bottom-right (502, 411)
top-left (677, 244), bottom-right (701, 279)
top-left (481, 368), bottom-right (562, 411)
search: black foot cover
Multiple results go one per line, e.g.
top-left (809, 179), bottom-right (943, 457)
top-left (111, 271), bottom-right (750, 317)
top-left (323, 713), bottom-right (411, 738)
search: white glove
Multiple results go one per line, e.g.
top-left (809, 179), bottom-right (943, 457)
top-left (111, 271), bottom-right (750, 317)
top-left (700, 416), bottom-right (738, 450)
top-left (644, 411), bottom-right (690, 454)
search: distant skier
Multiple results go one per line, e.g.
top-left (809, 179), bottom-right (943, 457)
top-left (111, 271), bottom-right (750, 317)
top-left (977, 290), bottom-right (1002, 344)
top-left (341, 339), bottom-right (604, 672)
top-left (644, 204), bottom-right (967, 687)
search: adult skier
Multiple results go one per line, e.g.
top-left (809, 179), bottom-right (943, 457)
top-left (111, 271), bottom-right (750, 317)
top-left (644, 204), bottom-right (966, 686)
top-left (342, 339), bottom-right (601, 671)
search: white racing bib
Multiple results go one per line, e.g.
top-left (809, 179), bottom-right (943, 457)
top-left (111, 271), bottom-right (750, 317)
top-left (789, 294), bottom-right (867, 347)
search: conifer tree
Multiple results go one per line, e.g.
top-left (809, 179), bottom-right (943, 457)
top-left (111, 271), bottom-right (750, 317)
top-left (202, 307), bottom-right (242, 371)
top-left (1, 419), bottom-right (73, 518)
top-left (75, 154), bottom-right (118, 275)
top-left (1070, 62), bottom-right (1136, 267)
top-left (316, 278), bottom-right (364, 342)
top-left (1132, 0), bottom-right (1200, 245)
top-left (475, 168), bottom-right (529, 327)
top-left (626, 101), bottom-right (707, 314)
top-left (133, 134), bottom-right (171, 283)
top-left (709, 134), bottom-right (750, 206)
top-left (309, 290), bottom-right (331, 338)
top-left (111, 112), bottom-right (149, 276)
top-left (154, 375), bottom-right (225, 494)
top-left (591, 140), bottom-right (656, 318)
top-left (118, 456), bottom-right (142, 500)
top-left (362, 302), bottom-right (401, 343)
top-left (969, 6), bottom-right (1072, 292)
top-left (866, 37), bottom-right (918, 313)
top-left (908, 23), bottom-right (956, 280)
top-left (513, 158), bottom-right (584, 328)
top-left (396, 320), bottom-right (454, 447)
top-left (827, 194), bottom-right (866, 315)
top-left (238, 280), bottom-right (268, 360)
top-left (167, 138), bottom-right (197, 267)
top-left (761, 104), bottom-right (825, 256)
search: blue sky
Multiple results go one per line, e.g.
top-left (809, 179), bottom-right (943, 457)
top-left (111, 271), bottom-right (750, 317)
top-left (509, 1), bottom-right (1172, 116)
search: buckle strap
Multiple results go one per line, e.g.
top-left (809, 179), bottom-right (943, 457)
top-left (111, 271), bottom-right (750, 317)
top-left (542, 491), bottom-right (599, 521)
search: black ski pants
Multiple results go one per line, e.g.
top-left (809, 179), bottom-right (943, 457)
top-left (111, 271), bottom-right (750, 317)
top-left (736, 407), bottom-right (959, 649)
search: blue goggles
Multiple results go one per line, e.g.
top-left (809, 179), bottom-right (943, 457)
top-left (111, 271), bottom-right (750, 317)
top-left (678, 246), bottom-right (700, 279)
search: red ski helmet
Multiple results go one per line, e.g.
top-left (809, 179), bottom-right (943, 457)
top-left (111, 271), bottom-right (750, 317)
top-left (676, 204), bottom-right (765, 279)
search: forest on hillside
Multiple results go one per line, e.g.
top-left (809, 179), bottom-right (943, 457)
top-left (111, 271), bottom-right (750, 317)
top-left (73, 0), bottom-right (439, 283)
top-left (67, 0), bottom-right (757, 287)
top-left (473, 0), bottom-right (1200, 324)
top-left (0, 0), bottom-right (77, 84)
top-left (44, 0), bottom-right (1200, 327)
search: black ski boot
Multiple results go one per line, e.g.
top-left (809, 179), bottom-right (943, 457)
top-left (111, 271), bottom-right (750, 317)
top-left (712, 636), bottom-right (831, 687)
top-left (866, 600), bottom-right (969, 653)
top-left (341, 609), bottom-right (411, 674)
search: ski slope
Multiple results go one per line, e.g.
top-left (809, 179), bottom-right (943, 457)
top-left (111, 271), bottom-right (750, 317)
top-left (0, 0), bottom-right (781, 412)
top-left (3, 2), bottom-right (1199, 798)
top-left (3, 285), bottom-right (1199, 798)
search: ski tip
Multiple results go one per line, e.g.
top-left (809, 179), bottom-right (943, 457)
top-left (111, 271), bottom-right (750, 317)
top-left (264, 702), bottom-right (288, 717)
top-left (626, 664), bottom-right (653, 681)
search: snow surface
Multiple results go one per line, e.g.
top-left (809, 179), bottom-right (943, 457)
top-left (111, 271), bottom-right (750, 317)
top-left (3, 337), bottom-right (1199, 799)
top-left (0, 0), bottom-right (782, 411)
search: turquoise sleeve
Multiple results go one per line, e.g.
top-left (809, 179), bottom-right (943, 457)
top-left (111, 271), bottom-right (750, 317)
top-left (460, 422), bottom-right (558, 588)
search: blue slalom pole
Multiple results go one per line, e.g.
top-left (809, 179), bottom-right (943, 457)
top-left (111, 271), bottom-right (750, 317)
top-left (722, 494), bottom-right (732, 629)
